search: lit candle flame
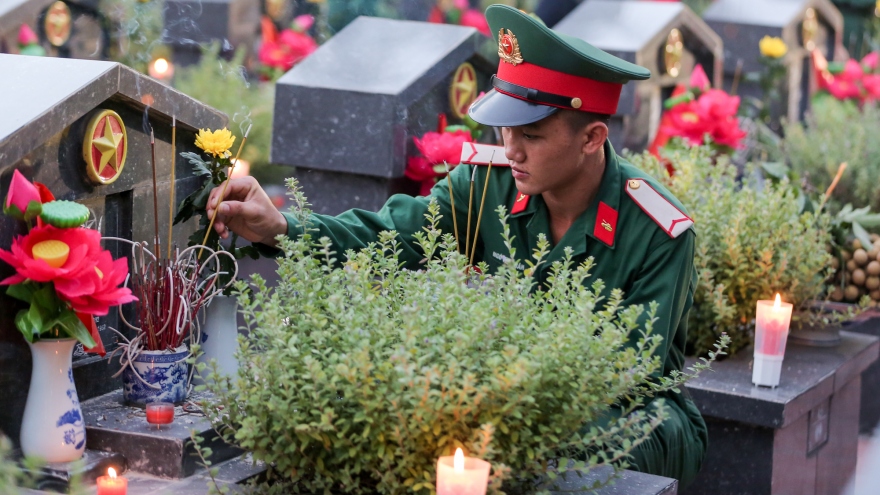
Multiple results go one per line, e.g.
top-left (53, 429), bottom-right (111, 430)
top-left (108, 467), bottom-right (117, 479)
top-left (774, 293), bottom-right (782, 310)
top-left (453, 448), bottom-right (464, 473)
top-left (153, 58), bottom-right (169, 75)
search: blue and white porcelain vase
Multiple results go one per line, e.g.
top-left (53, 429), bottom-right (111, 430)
top-left (122, 345), bottom-right (189, 406)
top-left (20, 338), bottom-right (86, 463)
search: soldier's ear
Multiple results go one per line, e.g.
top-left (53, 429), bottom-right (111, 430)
top-left (581, 121), bottom-right (608, 155)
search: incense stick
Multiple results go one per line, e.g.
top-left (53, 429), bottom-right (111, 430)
top-left (167, 116), bottom-right (176, 259)
top-left (444, 162), bottom-right (461, 254)
top-left (465, 165), bottom-right (477, 260)
top-left (150, 130), bottom-right (160, 258)
top-left (200, 124), bottom-right (252, 258)
top-left (469, 151), bottom-right (495, 267)
top-left (818, 162), bottom-right (847, 213)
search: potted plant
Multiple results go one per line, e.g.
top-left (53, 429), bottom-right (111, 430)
top-left (194, 181), bottom-right (727, 494)
top-left (0, 170), bottom-right (135, 462)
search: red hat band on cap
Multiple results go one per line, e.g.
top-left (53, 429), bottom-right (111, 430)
top-left (494, 61), bottom-right (623, 115)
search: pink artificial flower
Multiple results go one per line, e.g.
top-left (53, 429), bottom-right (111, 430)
top-left (862, 52), bottom-right (880, 71)
top-left (689, 64), bottom-right (711, 91)
top-left (413, 129), bottom-right (472, 167)
top-left (65, 251), bottom-right (137, 316)
top-left (460, 9), bottom-right (490, 37)
top-left (862, 74), bottom-right (880, 101)
top-left (454, 0), bottom-right (468, 8)
top-left (278, 28), bottom-right (317, 66)
top-left (17, 24), bottom-right (38, 46)
top-left (4, 169), bottom-right (41, 215)
top-left (293, 14), bottom-right (314, 32)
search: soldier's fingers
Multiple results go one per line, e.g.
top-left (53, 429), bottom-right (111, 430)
top-left (207, 178), bottom-right (254, 210)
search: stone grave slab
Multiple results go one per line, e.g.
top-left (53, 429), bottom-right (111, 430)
top-left (0, 53), bottom-right (225, 448)
top-left (554, 0), bottom-right (723, 152)
top-left (683, 330), bottom-right (878, 494)
top-left (271, 16), bottom-right (494, 215)
top-left (702, 0), bottom-right (844, 126)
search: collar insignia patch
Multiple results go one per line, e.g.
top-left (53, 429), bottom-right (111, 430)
top-left (594, 201), bottom-right (618, 247)
top-left (511, 191), bottom-right (530, 214)
top-left (498, 28), bottom-right (524, 66)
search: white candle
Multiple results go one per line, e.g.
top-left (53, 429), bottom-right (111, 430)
top-left (752, 293), bottom-right (793, 387)
top-left (436, 448), bottom-right (491, 495)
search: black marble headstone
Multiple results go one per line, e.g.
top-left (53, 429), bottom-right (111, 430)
top-left (702, 0), bottom-right (845, 125)
top-left (163, 0), bottom-right (261, 67)
top-left (0, 54), bottom-right (225, 448)
top-left (271, 16), bottom-right (494, 215)
top-left (554, 0), bottom-right (724, 152)
top-left (683, 331), bottom-right (878, 495)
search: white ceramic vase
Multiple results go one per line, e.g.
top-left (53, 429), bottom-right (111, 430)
top-left (20, 338), bottom-right (86, 463)
top-left (195, 295), bottom-right (240, 384)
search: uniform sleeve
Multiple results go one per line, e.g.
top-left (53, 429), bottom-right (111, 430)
top-left (265, 164), bottom-right (476, 269)
top-left (621, 228), bottom-right (696, 378)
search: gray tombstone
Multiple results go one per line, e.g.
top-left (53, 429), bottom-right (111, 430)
top-left (271, 16), bottom-right (495, 215)
top-left (554, 0), bottom-right (724, 152)
top-left (703, 0), bottom-right (845, 125)
top-left (0, 0), bottom-right (53, 53)
top-left (163, 0), bottom-right (260, 67)
top-left (0, 54), bottom-right (225, 447)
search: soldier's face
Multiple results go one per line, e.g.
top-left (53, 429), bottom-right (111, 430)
top-left (501, 114), bottom-right (593, 196)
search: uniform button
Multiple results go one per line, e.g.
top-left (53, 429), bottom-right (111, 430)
top-left (571, 97), bottom-right (582, 109)
top-left (629, 179), bottom-right (640, 189)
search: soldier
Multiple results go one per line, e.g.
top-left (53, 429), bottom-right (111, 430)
top-left (207, 5), bottom-right (705, 487)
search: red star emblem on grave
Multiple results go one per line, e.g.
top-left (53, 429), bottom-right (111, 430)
top-left (83, 110), bottom-right (128, 185)
top-left (449, 62), bottom-right (477, 119)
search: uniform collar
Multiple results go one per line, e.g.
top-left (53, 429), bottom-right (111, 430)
top-left (509, 139), bottom-right (621, 256)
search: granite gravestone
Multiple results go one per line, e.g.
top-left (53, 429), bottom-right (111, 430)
top-left (554, 0), bottom-right (724, 152)
top-left (702, 0), bottom-right (845, 126)
top-left (684, 331), bottom-right (878, 495)
top-left (271, 16), bottom-right (495, 215)
top-left (0, 54), bottom-right (225, 448)
top-left (0, 0), bottom-right (53, 53)
top-left (163, 0), bottom-right (261, 67)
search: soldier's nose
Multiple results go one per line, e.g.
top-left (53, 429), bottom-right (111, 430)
top-left (504, 142), bottom-right (524, 164)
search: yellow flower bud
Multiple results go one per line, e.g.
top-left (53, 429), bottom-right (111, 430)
top-left (759, 36), bottom-right (787, 59)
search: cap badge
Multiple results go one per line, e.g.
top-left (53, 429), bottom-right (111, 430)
top-left (498, 29), bottom-right (523, 66)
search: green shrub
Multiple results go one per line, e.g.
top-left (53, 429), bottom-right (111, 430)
top-left (783, 97), bottom-right (880, 210)
top-left (197, 181), bottom-right (723, 495)
top-left (629, 147), bottom-right (833, 356)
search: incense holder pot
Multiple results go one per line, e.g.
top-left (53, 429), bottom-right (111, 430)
top-left (122, 345), bottom-right (189, 406)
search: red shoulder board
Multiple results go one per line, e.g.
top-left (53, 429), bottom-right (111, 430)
top-left (593, 201), bottom-right (618, 247)
top-left (625, 179), bottom-right (693, 238)
top-left (460, 143), bottom-right (508, 166)
top-left (511, 191), bottom-right (530, 214)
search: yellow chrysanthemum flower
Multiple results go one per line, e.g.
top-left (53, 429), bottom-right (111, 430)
top-left (759, 36), bottom-right (787, 59)
top-left (195, 128), bottom-right (235, 158)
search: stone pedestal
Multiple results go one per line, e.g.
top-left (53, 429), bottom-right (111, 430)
top-left (683, 331), bottom-right (878, 495)
top-left (81, 390), bottom-right (242, 479)
top-left (840, 316), bottom-right (880, 433)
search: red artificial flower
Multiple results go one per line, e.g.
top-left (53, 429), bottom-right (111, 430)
top-left (658, 89), bottom-right (746, 149)
top-left (404, 156), bottom-right (439, 196)
top-left (862, 51), bottom-right (879, 71)
top-left (0, 226), bottom-right (103, 301)
top-left (279, 29), bottom-right (317, 64)
top-left (65, 250), bottom-right (137, 316)
top-left (863, 74), bottom-right (880, 101)
top-left (460, 9), bottom-right (490, 36)
top-left (259, 40), bottom-right (295, 71)
top-left (4, 169), bottom-right (41, 215)
top-left (414, 129), bottom-right (472, 167)
top-left (259, 27), bottom-right (317, 72)
top-left (689, 64), bottom-right (711, 92)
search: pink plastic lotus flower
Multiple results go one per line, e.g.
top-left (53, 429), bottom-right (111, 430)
top-left (689, 64), bottom-right (711, 91)
top-left (414, 129), bottom-right (472, 167)
top-left (17, 24), bottom-right (38, 46)
top-left (460, 10), bottom-right (490, 36)
top-left (4, 169), bottom-right (41, 218)
top-left (65, 250), bottom-right (137, 316)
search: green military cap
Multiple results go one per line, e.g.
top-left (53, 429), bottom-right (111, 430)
top-left (468, 4), bottom-right (652, 127)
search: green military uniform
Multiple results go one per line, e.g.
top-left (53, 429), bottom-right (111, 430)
top-left (267, 4), bottom-right (707, 488)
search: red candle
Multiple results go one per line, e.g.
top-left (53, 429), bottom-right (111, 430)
top-left (96, 467), bottom-right (127, 495)
top-left (145, 402), bottom-right (174, 425)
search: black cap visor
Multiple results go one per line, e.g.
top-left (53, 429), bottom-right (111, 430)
top-left (468, 89), bottom-right (558, 127)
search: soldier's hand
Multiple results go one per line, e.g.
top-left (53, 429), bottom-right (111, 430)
top-left (206, 177), bottom-right (288, 246)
